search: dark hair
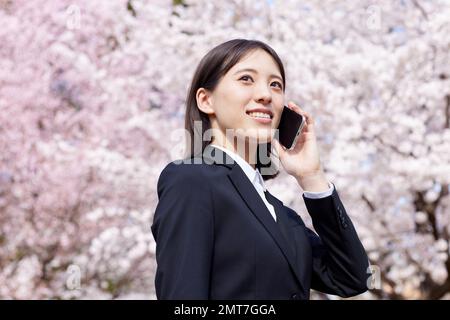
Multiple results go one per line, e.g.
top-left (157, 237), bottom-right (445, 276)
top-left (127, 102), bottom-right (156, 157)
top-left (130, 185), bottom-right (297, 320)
top-left (184, 39), bottom-right (286, 180)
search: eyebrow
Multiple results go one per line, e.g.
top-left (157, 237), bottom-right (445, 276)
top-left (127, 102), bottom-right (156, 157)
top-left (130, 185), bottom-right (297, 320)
top-left (233, 68), bottom-right (283, 82)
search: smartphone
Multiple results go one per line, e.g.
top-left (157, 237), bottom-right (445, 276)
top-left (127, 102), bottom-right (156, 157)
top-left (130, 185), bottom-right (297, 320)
top-left (276, 105), bottom-right (305, 150)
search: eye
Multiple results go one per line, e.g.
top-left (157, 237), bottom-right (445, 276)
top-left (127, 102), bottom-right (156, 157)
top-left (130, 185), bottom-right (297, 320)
top-left (239, 75), bottom-right (283, 90)
top-left (271, 81), bottom-right (283, 89)
top-left (239, 75), bottom-right (253, 82)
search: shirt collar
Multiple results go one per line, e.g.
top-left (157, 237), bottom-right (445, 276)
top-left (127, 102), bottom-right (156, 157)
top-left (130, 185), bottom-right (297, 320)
top-left (210, 144), bottom-right (266, 192)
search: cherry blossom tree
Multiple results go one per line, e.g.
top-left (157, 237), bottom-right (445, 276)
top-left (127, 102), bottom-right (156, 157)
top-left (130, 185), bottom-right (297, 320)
top-left (1, 0), bottom-right (449, 299)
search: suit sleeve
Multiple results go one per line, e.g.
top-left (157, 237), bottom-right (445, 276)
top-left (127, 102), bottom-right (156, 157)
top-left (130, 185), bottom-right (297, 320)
top-left (151, 162), bottom-right (214, 299)
top-left (302, 187), bottom-right (370, 298)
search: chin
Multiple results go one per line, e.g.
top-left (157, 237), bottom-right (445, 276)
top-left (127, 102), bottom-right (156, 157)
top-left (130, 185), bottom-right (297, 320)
top-left (233, 124), bottom-right (273, 144)
top-left (248, 134), bottom-right (273, 145)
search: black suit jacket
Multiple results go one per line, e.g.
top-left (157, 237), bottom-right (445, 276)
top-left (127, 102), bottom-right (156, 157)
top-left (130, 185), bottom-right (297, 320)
top-left (151, 145), bottom-right (369, 300)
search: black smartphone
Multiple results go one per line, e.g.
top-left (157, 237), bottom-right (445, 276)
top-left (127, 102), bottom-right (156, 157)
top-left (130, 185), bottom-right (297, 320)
top-left (276, 105), bottom-right (305, 150)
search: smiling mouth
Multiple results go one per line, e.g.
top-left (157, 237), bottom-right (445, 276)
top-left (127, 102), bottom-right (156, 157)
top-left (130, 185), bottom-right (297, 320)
top-left (246, 111), bottom-right (273, 120)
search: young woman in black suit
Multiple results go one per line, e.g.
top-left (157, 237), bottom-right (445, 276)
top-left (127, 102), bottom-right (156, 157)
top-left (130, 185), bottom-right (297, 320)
top-left (151, 39), bottom-right (370, 300)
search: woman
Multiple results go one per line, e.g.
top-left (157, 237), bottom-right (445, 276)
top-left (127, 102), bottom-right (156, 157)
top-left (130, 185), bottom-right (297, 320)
top-left (151, 39), bottom-right (369, 300)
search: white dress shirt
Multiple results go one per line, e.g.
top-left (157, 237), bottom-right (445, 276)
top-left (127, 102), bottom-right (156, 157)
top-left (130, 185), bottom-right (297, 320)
top-left (210, 144), bottom-right (334, 222)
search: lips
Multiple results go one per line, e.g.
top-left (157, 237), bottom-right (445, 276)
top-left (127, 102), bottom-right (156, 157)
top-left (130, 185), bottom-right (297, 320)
top-left (245, 108), bottom-right (273, 119)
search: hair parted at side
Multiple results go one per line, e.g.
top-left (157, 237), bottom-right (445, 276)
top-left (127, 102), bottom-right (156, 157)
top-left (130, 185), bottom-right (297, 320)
top-left (184, 38), bottom-right (286, 180)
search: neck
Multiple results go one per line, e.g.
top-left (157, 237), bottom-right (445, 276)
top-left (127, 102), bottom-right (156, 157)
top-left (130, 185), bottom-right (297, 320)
top-left (211, 136), bottom-right (258, 169)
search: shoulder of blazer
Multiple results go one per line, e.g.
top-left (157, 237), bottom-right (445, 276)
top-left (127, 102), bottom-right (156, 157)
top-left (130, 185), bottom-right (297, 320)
top-left (157, 157), bottom-right (235, 194)
top-left (158, 145), bottom-right (238, 185)
top-left (157, 160), bottom-right (210, 191)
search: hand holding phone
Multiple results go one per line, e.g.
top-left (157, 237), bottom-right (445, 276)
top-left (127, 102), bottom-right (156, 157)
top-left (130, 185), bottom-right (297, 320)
top-left (276, 105), bottom-right (305, 150)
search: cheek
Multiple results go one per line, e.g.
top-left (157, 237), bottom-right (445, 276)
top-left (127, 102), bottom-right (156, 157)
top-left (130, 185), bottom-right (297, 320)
top-left (274, 107), bottom-right (283, 123)
top-left (217, 95), bottom-right (248, 119)
top-left (214, 102), bottom-right (245, 126)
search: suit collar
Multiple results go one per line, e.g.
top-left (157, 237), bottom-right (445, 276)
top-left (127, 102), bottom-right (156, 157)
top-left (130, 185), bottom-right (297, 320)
top-left (209, 144), bottom-right (267, 192)
top-left (201, 144), bottom-right (236, 168)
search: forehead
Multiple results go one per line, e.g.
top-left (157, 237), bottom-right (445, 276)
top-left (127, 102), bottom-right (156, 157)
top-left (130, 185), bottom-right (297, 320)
top-left (227, 49), bottom-right (282, 80)
top-left (230, 49), bottom-right (281, 73)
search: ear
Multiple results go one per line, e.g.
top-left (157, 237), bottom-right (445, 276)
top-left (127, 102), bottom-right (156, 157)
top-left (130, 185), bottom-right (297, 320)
top-left (196, 88), bottom-right (215, 115)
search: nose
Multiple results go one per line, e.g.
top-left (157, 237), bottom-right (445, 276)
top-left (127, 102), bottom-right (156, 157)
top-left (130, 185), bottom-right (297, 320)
top-left (254, 83), bottom-right (272, 105)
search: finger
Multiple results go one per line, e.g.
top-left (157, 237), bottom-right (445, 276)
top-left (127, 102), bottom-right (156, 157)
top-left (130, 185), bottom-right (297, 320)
top-left (302, 131), bottom-right (316, 141)
top-left (288, 101), bottom-right (315, 127)
top-left (300, 124), bottom-right (307, 133)
top-left (287, 101), bottom-right (307, 115)
top-left (303, 114), bottom-right (315, 133)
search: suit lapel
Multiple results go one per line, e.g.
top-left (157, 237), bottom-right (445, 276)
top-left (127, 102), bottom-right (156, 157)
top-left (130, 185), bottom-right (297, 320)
top-left (264, 190), bottom-right (307, 289)
top-left (201, 145), bottom-right (305, 290)
top-left (228, 166), bottom-right (305, 291)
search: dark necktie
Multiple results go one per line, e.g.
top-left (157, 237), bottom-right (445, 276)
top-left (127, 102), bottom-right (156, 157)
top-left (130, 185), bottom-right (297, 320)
top-left (263, 190), bottom-right (279, 222)
top-left (263, 190), bottom-right (296, 258)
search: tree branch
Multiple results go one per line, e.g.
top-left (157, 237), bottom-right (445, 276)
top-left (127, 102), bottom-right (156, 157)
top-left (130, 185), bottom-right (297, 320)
top-left (412, 0), bottom-right (429, 20)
